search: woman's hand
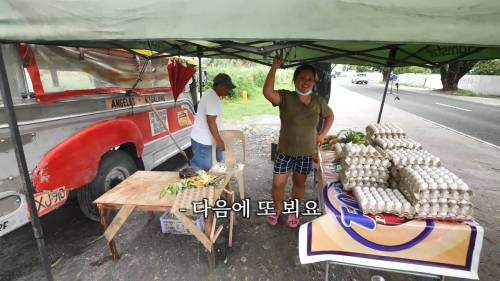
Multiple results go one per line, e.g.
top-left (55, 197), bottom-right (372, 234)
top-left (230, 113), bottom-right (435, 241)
top-left (317, 133), bottom-right (326, 145)
top-left (272, 56), bottom-right (284, 70)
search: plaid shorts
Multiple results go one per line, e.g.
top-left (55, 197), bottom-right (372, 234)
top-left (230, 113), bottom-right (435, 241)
top-left (273, 153), bottom-right (313, 175)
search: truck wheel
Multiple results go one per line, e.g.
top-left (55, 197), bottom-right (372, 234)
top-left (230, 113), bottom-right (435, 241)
top-left (77, 150), bottom-right (137, 221)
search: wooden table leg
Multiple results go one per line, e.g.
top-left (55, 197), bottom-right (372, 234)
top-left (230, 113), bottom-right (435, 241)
top-left (204, 212), bottom-right (216, 270)
top-left (97, 205), bottom-right (120, 260)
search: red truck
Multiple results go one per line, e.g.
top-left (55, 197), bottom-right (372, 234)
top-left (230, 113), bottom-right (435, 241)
top-left (0, 44), bottom-right (197, 236)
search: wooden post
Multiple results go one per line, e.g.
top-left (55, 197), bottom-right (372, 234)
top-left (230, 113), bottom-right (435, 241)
top-left (204, 212), bottom-right (216, 270)
top-left (98, 205), bottom-right (120, 260)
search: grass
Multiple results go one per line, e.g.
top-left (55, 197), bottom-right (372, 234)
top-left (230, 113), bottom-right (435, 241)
top-left (456, 89), bottom-right (478, 96)
top-left (203, 63), bottom-right (295, 120)
top-left (222, 81), bottom-right (293, 120)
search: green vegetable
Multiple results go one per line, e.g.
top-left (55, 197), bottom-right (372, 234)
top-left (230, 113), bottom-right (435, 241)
top-left (338, 129), bottom-right (366, 144)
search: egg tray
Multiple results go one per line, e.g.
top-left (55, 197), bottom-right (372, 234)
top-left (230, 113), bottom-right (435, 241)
top-left (341, 166), bottom-right (389, 180)
top-left (336, 143), bottom-right (388, 159)
top-left (401, 187), bottom-right (473, 204)
top-left (353, 186), bottom-right (415, 218)
top-left (373, 138), bottom-right (422, 150)
top-left (399, 166), bottom-right (471, 192)
top-left (413, 199), bottom-right (473, 221)
top-left (366, 123), bottom-right (406, 139)
top-left (341, 157), bottom-right (391, 168)
top-left (341, 177), bottom-right (387, 191)
top-left (386, 149), bottom-right (441, 167)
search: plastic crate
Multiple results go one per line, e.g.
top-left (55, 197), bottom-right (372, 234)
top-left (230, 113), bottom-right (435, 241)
top-left (160, 212), bottom-right (205, 235)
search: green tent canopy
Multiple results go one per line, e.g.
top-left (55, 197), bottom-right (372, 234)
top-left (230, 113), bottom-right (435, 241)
top-left (1, 0), bottom-right (500, 67)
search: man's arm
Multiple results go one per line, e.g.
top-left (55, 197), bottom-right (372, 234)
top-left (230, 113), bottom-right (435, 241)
top-left (207, 115), bottom-right (225, 151)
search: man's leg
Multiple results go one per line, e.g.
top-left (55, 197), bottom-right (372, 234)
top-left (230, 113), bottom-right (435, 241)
top-left (191, 139), bottom-right (213, 171)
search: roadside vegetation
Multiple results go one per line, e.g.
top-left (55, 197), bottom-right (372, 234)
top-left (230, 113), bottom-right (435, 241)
top-left (203, 60), bottom-right (295, 120)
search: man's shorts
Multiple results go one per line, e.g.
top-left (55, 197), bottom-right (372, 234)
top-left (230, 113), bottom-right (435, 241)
top-left (273, 153), bottom-right (313, 175)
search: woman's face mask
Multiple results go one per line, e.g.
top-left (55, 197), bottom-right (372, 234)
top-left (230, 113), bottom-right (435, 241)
top-left (295, 87), bottom-right (313, 96)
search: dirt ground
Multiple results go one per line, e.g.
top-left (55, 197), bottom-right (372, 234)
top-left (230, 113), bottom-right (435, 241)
top-left (1, 119), bottom-right (438, 281)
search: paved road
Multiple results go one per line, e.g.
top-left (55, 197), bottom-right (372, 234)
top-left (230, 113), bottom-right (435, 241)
top-left (337, 79), bottom-right (500, 146)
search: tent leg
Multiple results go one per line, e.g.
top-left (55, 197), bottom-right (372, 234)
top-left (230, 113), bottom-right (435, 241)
top-left (198, 51), bottom-right (203, 99)
top-left (377, 69), bottom-right (392, 123)
top-left (0, 44), bottom-right (54, 281)
top-left (376, 48), bottom-right (397, 124)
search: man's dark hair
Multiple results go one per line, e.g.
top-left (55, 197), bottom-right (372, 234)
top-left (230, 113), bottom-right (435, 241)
top-left (293, 64), bottom-right (317, 81)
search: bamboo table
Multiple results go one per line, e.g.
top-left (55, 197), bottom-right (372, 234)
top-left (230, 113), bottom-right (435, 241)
top-left (93, 171), bottom-right (232, 269)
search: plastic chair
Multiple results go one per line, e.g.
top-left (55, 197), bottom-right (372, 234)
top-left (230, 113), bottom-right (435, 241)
top-left (210, 130), bottom-right (246, 199)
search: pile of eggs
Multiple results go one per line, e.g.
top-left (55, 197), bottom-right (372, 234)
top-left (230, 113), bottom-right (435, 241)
top-left (336, 143), bottom-right (383, 158)
top-left (373, 138), bottom-right (422, 150)
top-left (353, 186), bottom-right (415, 217)
top-left (366, 123), bottom-right (406, 142)
top-left (399, 166), bottom-right (473, 220)
top-left (386, 149), bottom-right (441, 167)
top-left (399, 166), bottom-right (472, 201)
top-left (337, 144), bottom-right (391, 191)
top-left (413, 199), bottom-right (473, 220)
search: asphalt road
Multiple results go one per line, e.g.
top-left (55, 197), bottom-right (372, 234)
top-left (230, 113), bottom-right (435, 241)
top-left (337, 80), bottom-right (500, 146)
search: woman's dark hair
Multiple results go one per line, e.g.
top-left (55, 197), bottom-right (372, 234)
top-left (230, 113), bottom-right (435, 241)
top-left (293, 64), bottom-right (317, 82)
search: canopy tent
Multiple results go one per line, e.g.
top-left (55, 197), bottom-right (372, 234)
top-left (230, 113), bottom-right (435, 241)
top-left (2, 1), bottom-right (500, 281)
top-left (1, 0), bottom-right (500, 67)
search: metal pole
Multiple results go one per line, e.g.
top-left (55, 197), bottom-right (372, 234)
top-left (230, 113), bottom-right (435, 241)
top-left (376, 48), bottom-right (397, 124)
top-left (0, 44), bottom-right (54, 281)
top-left (198, 50), bottom-right (203, 100)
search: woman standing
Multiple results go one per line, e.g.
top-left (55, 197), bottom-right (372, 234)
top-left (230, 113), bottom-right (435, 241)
top-left (263, 57), bottom-right (334, 228)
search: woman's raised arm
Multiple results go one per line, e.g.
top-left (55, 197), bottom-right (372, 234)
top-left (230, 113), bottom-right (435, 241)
top-left (263, 56), bottom-right (284, 105)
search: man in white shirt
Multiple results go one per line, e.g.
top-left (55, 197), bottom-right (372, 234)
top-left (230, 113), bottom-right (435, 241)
top-left (190, 73), bottom-right (235, 170)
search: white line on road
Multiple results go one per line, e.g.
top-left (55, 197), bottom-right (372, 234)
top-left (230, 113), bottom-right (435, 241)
top-left (435, 102), bottom-right (472, 112)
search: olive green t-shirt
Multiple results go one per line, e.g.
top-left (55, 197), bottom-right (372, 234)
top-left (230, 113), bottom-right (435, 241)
top-left (274, 90), bottom-right (333, 156)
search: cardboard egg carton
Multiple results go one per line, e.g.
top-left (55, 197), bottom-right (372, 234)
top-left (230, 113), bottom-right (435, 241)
top-left (336, 143), bottom-right (388, 159)
top-left (386, 149), bottom-right (441, 167)
top-left (341, 175), bottom-right (387, 191)
top-left (398, 166), bottom-right (474, 221)
top-left (373, 138), bottom-right (423, 150)
top-left (353, 186), bottom-right (415, 218)
top-left (413, 199), bottom-right (473, 221)
top-left (366, 123), bottom-right (407, 143)
top-left (341, 165), bottom-right (390, 179)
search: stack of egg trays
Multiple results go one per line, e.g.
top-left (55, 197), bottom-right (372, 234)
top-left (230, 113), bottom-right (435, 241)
top-left (366, 123), bottom-right (406, 144)
top-left (353, 186), bottom-right (415, 218)
top-left (398, 166), bottom-right (473, 221)
top-left (373, 138), bottom-right (423, 150)
top-left (337, 143), bottom-right (391, 191)
top-left (386, 149), bottom-right (442, 189)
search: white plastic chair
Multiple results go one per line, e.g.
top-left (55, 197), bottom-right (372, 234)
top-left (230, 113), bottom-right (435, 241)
top-left (210, 130), bottom-right (246, 199)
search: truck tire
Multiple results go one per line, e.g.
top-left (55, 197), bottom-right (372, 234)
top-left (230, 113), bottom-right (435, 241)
top-left (77, 150), bottom-right (137, 221)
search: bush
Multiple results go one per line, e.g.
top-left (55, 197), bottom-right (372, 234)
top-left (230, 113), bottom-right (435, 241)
top-left (203, 62), bottom-right (294, 100)
top-left (394, 66), bottom-right (432, 74)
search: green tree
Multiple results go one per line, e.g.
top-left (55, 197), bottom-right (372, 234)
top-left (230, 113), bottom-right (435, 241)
top-left (394, 66), bottom-right (431, 74)
top-left (352, 65), bottom-right (372, 72)
top-left (470, 60), bottom-right (500, 75)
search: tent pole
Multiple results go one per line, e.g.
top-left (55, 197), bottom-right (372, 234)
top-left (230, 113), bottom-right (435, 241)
top-left (198, 49), bottom-right (203, 99)
top-left (0, 44), bottom-right (54, 281)
top-left (376, 48), bottom-right (397, 124)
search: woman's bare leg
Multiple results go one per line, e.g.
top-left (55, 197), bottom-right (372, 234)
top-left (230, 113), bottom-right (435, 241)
top-left (291, 171), bottom-right (307, 200)
top-left (272, 173), bottom-right (289, 213)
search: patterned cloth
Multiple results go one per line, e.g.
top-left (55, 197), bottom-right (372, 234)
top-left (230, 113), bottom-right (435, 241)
top-left (273, 153), bottom-right (313, 175)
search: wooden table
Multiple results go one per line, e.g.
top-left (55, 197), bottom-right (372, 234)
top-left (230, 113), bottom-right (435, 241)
top-left (94, 171), bottom-right (232, 269)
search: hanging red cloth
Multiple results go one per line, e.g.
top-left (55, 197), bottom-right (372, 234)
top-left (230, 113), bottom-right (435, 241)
top-left (167, 59), bottom-right (197, 102)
